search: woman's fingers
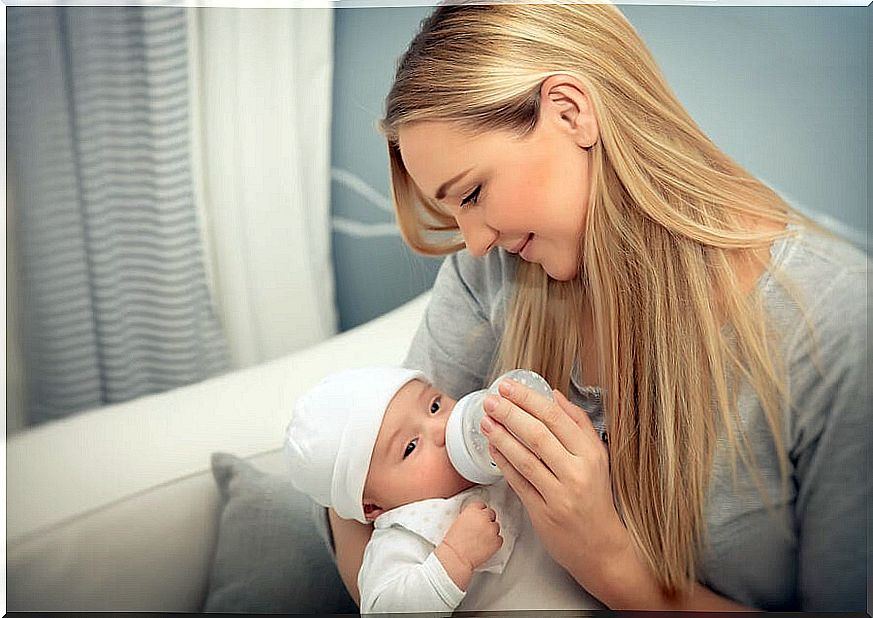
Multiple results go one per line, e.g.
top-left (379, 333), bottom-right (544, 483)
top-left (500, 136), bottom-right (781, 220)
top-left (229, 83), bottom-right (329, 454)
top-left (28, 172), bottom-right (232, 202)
top-left (552, 389), bottom-right (590, 429)
top-left (553, 389), bottom-right (606, 451)
top-left (482, 396), bottom-right (570, 489)
top-left (487, 442), bottom-right (545, 511)
top-left (493, 379), bottom-right (589, 455)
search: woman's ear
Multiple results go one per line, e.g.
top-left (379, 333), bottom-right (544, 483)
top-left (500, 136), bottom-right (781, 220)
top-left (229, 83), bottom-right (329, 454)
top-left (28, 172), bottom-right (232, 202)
top-left (363, 502), bottom-right (384, 522)
top-left (539, 74), bottom-right (599, 150)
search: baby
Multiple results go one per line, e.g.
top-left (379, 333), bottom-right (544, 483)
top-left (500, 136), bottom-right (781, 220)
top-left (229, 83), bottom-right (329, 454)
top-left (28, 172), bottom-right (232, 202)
top-left (284, 366), bottom-right (601, 614)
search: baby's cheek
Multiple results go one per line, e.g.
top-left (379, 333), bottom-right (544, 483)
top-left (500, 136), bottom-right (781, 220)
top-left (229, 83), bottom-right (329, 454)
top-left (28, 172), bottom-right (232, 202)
top-left (413, 460), bottom-right (440, 495)
top-left (432, 453), bottom-right (470, 496)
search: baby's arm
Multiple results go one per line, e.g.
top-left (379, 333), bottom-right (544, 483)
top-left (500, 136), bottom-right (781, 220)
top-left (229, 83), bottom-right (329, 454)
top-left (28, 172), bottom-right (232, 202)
top-left (359, 527), bottom-right (463, 614)
top-left (434, 500), bottom-right (503, 590)
top-left (358, 502), bottom-right (502, 614)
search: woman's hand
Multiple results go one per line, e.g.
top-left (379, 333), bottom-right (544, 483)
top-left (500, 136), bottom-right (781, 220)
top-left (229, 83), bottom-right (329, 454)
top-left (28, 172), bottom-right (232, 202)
top-left (481, 380), bottom-right (757, 611)
top-left (480, 380), bottom-right (629, 583)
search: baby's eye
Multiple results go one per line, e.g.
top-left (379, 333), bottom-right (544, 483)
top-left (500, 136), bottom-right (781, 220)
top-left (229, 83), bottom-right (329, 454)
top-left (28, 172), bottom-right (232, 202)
top-left (430, 397), bottom-right (441, 414)
top-left (403, 438), bottom-right (418, 459)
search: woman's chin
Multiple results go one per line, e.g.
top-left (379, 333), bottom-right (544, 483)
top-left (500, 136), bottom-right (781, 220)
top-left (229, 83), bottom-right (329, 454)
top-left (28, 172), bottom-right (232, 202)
top-left (543, 264), bottom-right (580, 282)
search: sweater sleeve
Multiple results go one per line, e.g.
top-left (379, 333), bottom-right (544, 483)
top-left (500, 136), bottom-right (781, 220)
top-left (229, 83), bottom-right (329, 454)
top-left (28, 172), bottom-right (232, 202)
top-left (358, 527), bottom-right (465, 615)
top-left (402, 249), bottom-right (516, 399)
top-left (787, 266), bottom-right (870, 612)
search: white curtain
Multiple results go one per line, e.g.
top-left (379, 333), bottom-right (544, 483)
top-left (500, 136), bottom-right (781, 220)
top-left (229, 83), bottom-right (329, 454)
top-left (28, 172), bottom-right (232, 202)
top-left (187, 8), bottom-right (337, 368)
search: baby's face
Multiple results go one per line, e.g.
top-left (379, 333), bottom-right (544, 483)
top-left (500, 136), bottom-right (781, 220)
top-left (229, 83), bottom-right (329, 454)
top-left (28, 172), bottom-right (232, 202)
top-left (362, 379), bottom-right (474, 520)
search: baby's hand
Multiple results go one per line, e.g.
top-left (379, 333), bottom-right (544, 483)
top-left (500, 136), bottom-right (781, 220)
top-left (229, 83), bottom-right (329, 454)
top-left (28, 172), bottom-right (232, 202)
top-left (446, 500), bottom-right (503, 568)
top-left (435, 500), bottom-right (503, 590)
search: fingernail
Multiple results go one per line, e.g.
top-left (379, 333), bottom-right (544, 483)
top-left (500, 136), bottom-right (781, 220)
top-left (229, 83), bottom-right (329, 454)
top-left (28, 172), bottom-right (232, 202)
top-left (483, 394), bottom-right (499, 412)
top-left (498, 380), bottom-right (514, 396)
top-left (480, 415), bottom-right (494, 433)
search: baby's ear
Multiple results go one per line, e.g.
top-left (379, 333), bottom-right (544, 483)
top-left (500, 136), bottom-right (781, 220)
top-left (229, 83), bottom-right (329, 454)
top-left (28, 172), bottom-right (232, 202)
top-left (363, 502), bottom-right (384, 522)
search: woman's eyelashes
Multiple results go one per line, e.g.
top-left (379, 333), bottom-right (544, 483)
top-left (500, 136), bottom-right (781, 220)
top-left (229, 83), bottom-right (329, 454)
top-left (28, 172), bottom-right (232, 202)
top-left (459, 185), bottom-right (481, 209)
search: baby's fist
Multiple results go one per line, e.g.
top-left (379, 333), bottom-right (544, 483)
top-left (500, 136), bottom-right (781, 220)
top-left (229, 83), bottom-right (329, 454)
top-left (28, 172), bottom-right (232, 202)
top-left (443, 500), bottom-right (503, 571)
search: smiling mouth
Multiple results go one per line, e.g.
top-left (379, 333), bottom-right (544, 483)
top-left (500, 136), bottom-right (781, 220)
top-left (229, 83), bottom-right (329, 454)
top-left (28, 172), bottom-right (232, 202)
top-left (514, 233), bottom-right (533, 255)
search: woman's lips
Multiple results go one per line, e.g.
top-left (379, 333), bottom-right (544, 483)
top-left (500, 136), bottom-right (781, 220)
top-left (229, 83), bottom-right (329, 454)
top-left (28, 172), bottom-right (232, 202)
top-left (510, 233), bottom-right (533, 254)
top-left (518, 233), bottom-right (534, 259)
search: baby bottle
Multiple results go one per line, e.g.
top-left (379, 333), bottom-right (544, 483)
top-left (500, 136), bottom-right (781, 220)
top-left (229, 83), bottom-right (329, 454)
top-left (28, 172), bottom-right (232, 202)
top-left (445, 369), bottom-right (554, 484)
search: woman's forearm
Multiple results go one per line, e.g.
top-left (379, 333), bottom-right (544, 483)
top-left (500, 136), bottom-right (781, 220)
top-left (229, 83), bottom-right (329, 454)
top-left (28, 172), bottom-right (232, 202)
top-left (327, 508), bottom-right (373, 607)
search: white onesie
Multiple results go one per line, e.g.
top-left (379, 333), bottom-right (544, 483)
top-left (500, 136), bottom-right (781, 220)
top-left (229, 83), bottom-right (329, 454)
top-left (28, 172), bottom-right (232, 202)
top-left (357, 480), bottom-right (604, 615)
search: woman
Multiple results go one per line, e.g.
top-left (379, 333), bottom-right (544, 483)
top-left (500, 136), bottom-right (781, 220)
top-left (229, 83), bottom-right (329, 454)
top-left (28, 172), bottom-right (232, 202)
top-left (329, 3), bottom-right (869, 611)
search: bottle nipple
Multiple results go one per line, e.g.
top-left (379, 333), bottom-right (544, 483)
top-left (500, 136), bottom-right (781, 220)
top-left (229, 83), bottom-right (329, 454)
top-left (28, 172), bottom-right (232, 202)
top-left (488, 368), bottom-right (552, 399)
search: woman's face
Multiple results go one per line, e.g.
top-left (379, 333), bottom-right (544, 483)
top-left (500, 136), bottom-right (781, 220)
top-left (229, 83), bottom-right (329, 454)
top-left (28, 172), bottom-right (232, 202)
top-left (397, 94), bottom-right (594, 280)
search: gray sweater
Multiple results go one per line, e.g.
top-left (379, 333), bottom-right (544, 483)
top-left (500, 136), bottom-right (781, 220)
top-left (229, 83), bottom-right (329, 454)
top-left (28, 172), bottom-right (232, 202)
top-left (402, 225), bottom-right (869, 611)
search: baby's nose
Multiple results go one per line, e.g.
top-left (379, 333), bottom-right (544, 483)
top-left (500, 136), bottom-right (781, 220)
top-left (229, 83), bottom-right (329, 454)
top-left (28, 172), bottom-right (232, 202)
top-left (434, 415), bottom-right (447, 447)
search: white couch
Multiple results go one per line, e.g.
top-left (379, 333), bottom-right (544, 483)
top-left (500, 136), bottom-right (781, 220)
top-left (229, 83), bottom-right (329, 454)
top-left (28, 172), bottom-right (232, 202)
top-left (6, 292), bottom-right (430, 612)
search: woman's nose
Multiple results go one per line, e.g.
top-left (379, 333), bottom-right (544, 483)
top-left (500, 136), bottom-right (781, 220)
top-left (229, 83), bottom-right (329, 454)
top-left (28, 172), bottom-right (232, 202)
top-left (456, 214), bottom-right (497, 258)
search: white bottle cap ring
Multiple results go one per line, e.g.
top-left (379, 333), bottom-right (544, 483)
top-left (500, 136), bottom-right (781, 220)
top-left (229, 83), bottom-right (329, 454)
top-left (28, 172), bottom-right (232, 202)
top-left (446, 392), bottom-right (503, 485)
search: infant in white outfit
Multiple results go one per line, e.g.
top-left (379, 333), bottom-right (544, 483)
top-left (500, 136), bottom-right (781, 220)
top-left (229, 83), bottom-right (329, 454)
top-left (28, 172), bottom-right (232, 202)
top-left (284, 366), bottom-right (601, 615)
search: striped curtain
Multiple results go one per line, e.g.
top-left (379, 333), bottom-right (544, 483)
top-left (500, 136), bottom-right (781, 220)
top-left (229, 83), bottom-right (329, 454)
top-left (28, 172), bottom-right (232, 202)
top-left (7, 7), bottom-right (229, 425)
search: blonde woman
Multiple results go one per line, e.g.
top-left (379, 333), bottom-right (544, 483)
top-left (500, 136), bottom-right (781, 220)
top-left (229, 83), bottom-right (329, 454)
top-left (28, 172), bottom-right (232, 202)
top-left (328, 3), bottom-right (869, 612)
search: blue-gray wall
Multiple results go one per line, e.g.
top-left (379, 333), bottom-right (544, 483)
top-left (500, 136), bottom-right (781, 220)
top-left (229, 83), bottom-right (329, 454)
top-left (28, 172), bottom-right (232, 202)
top-left (330, 5), bottom-right (869, 332)
top-left (331, 7), bottom-right (440, 332)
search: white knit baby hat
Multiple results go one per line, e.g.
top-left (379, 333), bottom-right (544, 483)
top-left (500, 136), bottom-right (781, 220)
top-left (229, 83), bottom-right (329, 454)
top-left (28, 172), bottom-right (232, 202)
top-left (284, 366), bottom-right (426, 523)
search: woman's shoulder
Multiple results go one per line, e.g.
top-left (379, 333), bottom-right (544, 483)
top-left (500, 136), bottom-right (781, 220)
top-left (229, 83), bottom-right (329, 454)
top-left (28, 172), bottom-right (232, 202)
top-left (765, 224), bottom-right (868, 345)
top-left (767, 224), bottom-right (870, 422)
top-left (749, 225), bottom-right (870, 489)
top-left (780, 223), bottom-right (869, 279)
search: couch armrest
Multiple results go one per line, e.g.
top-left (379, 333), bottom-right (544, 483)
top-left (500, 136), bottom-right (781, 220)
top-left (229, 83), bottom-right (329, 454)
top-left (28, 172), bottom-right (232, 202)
top-left (6, 292), bottom-right (430, 611)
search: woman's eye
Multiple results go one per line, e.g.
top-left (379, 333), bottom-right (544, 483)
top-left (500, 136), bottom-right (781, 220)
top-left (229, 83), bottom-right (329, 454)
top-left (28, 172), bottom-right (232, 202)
top-left (459, 186), bottom-right (481, 209)
top-left (403, 438), bottom-right (418, 459)
top-left (430, 397), bottom-right (441, 414)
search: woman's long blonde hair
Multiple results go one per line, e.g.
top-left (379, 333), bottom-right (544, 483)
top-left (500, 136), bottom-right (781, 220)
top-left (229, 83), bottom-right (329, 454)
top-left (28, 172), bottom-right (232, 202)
top-left (381, 3), bottom-right (803, 597)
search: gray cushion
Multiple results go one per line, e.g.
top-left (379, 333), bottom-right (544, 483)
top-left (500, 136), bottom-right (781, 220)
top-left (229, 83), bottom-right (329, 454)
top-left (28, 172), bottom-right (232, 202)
top-left (203, 452), bottom-right (358, 614)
